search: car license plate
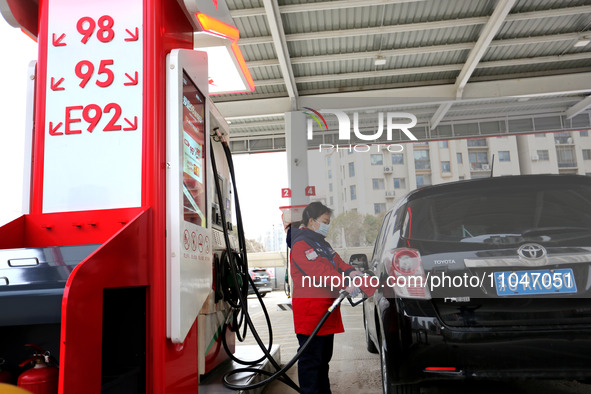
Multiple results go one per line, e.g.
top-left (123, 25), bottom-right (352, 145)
top-left (259, 278), bottom-right (268, 282)
top-left (494, 268), bottom-right (577, 296)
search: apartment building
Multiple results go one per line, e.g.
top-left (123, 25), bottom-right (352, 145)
top-left (321, 132), bottom-right (591, 216)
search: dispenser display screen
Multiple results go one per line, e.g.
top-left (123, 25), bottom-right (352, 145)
top-left (182, 70), bottom-right (207, 227)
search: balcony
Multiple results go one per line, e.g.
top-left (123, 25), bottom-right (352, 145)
top-left (470, 162), bottom-right (491, 171)
top-left (467, 139), bottom-right (487, 148)
top-left (557, 161), bottom-right (577, 168)
top-left (555, 136), bottom-right (574, 145)
top-left (414, 161), bottom-right (431, 170)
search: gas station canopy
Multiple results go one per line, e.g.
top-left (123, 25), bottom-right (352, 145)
top-left (209, 0), bottom-right (591, 153)
top-left (2, 0), bottom-right (591, 154)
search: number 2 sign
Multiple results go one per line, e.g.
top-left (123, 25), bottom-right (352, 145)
top-left (43, 0), bottom-right (143, 212)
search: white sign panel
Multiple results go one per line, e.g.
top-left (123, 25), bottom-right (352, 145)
top-left (43, 0), bottom-right (143, 212)
top-left (166, 49), bottom-right (213, 343)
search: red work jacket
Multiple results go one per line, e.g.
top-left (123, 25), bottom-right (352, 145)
top-left (290, 231), bottom-right (356, 336)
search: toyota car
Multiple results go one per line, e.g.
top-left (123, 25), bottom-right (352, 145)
top-left (360, 175), bottom-right (591, 394)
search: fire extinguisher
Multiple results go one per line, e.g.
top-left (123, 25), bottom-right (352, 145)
top-left (17, 345), bottom-right (58, 394)
top-left (0, 358), bottom-right (13, 383)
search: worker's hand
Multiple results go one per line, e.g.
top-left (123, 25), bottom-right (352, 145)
top-left (349, 270), bottom-right (364, 278)
top-left (345, 285), bottom-right (360, 298)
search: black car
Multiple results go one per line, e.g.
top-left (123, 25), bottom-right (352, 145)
top-left (248, 268), bottom-right (273, 297)
top-left (360, 175), bottom-right (591, 394)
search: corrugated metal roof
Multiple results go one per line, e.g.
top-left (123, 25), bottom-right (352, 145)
top-left (213, 0), bottom-right (591, 152)
top-left (512, 0), bottom-right (591, 13)
top-left (498, 13), bottom-right (591, 39)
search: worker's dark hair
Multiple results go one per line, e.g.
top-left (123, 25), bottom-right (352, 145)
top-left (301, 202), bottom-right (332, 227)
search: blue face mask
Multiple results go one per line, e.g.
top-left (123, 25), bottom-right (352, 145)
top-left (314, 220), bottom-right (330, 237)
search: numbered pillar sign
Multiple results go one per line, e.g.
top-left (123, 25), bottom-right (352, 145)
top-left (282, 188), bottom-right (292, 198)
top-left (305, 186), bottom-right (316, 196)
top-left (42, 0), bottom-right (143, 212)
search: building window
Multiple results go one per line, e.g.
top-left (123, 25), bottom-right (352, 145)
top-left (416, 174), bottom-right (432, 187)
top-left (370, 154), bottom-right (383, 165)
top-left (537, 150), bottom-right (549, 161)
top-left (584, 149), bottom-right (591, 160)
top-left (441, 161), bottom-right (451, 172)
top-left (327, 156), bottom-right (332, 166)
top-left (330, 196), bottom-right (334, 205)
top-left (350, 185), bottom-right (357, 200)
top-left (581, 130), bottom-right (589, 137)
top-left (393, 178), bottom-right (406, 189)
top-left (414, 150), bottom-right (430, 170)
top-left (556, 146), bottom-right (577, 168)
top-left (372, 178), bottom-right (385, 190)
top-left (535, 133), bottom-right (546, 138)
top-left (499, 151), bottom-right (510, 162)
top-left (392, 153), bottom-right (404, 165)
top-left (329, 183), bottom-right (333, 192)
top-left (348, 162), bottom-right (355, 177)
top-left (459, 176), bottom-right (465, 180)
top-left (328, 169), bottom-right (332, 179)
top-left (469, 152), bottom-right (488, 170)
top-left (457, 153), bottom-right (463, 163)
top-left (439, 140), bottom-right (448, 148)
top-left (374, 203), bottom-right (386, 215)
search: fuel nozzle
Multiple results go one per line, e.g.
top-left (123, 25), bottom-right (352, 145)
top-left (328, 289), bottom-right (349, 312)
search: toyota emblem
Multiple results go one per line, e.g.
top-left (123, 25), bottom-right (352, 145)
top-left (517, 243), bottom-right (547, 259)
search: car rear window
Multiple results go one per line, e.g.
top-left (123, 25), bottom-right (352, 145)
top-left (405, 181), bottom-right (591, 244)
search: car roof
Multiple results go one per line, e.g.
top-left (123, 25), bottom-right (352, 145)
top-left (403, 174), bottom-right (591, 204)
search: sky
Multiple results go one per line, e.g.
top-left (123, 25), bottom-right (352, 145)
top-left (233, 152), bottom-right (289, 240)
top-left (0, 18), bottom-right (38, 226)
top-left (0, 17), bottom-right (289, 240)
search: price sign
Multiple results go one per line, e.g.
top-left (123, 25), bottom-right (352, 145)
top-left (43, 0), bottom-right (143, 212)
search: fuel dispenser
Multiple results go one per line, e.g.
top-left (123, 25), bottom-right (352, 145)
top-left (0, 0), bottom-right (254, 392)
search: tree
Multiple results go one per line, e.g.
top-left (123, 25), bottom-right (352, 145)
top-left (327, 210), bottom-right (365, 247)
top-left (246, 238), bottom-right (266, 253)
top-left (363, 211), bottom-right (386, 246)
top-left (327, 210), bottom-right (387, 248)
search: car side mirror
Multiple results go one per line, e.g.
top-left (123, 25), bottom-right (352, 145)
top-left (349, 254), bottom-right (368, 271)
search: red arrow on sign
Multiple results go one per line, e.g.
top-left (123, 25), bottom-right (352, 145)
top-left (50, 77), bottom-right (65, 91)
top-left (49, 122), bottom-right (63, 136)
top-left (123, 117), bottom-right (138, 131)
top-left (52, 33), bottom-right (66, 47)
top-left (124, 28), bottom-right (139, 42)
top-left (124, 72), bottom-right (138, 86)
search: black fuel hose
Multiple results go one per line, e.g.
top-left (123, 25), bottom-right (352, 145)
top-left (223, 292), bottom-right (350, 391)
top-left (211, 136), bottom-right (365, 392)
top-left (210, 139), bottom-right (300, 391)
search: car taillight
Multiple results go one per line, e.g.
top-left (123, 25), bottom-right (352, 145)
top-left (393, 249), bottom-right (421, 275)
top-left (390, 248), bottom-right (431, 300)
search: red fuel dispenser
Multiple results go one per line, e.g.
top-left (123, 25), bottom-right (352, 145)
top-left (0, 0), bottom-right (254, 392)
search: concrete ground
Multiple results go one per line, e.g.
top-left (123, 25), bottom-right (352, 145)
top-left (241, 291), bottom-right (591, 394)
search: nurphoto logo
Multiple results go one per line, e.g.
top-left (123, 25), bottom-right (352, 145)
top-left (303, 107), bottom-right (419, 153)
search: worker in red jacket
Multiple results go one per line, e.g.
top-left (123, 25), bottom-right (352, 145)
top-left (288, 202), bottom-right (363, 394)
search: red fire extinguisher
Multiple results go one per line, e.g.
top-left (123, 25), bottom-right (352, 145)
top-left (0, 358), bottom-right (13, 383)
top-left (17, 345), bottom-right (58, 394)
